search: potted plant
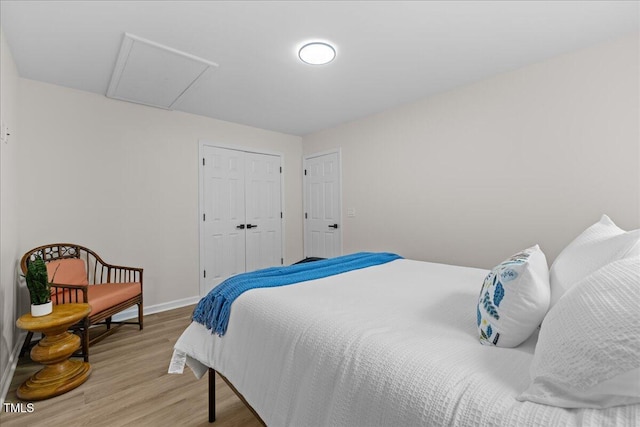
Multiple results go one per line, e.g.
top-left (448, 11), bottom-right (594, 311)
top-left (23, 256), bottom-right (57, 317)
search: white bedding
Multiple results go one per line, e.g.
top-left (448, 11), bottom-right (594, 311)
top-left (171, 259), bottom-right (639, 426)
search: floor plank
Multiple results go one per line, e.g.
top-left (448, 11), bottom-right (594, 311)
top-left (0, 305), bottom-right (263, 427)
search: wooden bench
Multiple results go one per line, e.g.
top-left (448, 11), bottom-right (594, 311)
top-left (20, 243), bottom-right (143, 362)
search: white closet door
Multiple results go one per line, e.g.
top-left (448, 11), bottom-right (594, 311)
top-left (203, 146), bottom-right (247, 293)
top-left (201, 145), bottom-right (283, 295)
top-left (244, 152), bottom-right (282, 272)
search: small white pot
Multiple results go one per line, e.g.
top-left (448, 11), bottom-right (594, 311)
top-left (31, 301), bottom-right (53, 317)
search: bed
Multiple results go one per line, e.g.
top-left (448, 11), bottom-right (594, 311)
top-left (170, 243), bottom-right (640, 426)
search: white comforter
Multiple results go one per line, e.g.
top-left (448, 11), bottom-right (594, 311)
top-left (171, 259), bottom-right (639, 426)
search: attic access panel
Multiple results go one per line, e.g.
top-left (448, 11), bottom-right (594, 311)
top-left (107, 33), bottom-right (218, 110)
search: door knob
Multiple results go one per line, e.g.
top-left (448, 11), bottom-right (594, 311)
top-left (247, 224), bottom-right (258, 229)
top-left (328, 224), bottom-right (339, 229)
top-left (236, 224), bottom-right (246, 229)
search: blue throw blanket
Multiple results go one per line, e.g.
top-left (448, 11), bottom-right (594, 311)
top-left (193, 252), bottom-right (403, 336)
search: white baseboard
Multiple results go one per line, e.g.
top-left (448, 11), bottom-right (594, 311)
top-left (0, 330), bottom-right (27, 407)
top-left (111, 295), bottom-right (201, 322)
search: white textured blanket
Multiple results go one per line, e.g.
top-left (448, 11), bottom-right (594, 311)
top-left (171, 259), bottom-right (639, 426)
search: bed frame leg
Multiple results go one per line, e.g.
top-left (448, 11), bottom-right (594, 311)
top-left (209, 368), bottom-right (216, 423)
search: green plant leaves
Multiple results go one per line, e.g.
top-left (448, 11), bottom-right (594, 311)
top-left (23, 256), bottom-right (51, 305)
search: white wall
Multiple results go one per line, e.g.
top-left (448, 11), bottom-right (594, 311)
top-left (0, 28), bottom-right (22, 404)
top-left (303, 33), bottom-right (640, 269)
top-left (17, 79), bottom-right (303, 311)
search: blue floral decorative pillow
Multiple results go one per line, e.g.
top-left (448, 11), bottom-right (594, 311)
top-left (477, 245), bottom-right (550, 347)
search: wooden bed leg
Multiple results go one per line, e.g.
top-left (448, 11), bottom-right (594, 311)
top-left (209, 368), bottom-right (216, 423)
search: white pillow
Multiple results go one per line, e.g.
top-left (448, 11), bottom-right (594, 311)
top-left (518, 256), bottom-right (640, 409)
top-left (476, 245), bottom-right (550, 348)
top-left (549, 214), bottom-right (639, 309)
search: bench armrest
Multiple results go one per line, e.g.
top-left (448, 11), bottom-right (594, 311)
top-left (103, 263), bottom-right (143, 286)
top-left (50, 283), bottom-right (88, 304)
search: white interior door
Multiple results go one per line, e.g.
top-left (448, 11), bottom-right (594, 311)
top-left (201, 145), bottom-right (283, 295)
top-left (244, 152), bottom-right (282, 272)
top-left (203, 146), bottom-right (246, 294)
top-left (304, 151), bottom-right (342, 258)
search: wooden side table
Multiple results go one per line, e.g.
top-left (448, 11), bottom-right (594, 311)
top-left (16, 303), bottom-right (92, 400)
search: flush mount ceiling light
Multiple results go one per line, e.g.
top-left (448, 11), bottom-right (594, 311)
top-left (298, 42), bottom-right (336, 65)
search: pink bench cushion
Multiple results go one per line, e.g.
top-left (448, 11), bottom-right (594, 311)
top-left (55, 282), bottom-right (141, 316)
top-left (47, 258), bottom-right (89, 285)
top-left (46, 259), bottom-right (89, 296)
top-left (45, 259), bottom-right (140, 315)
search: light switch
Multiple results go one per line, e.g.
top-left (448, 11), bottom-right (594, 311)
top-left (347, 208), bottom-right (356, 218)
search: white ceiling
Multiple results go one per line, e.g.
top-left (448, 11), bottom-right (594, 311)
top-left (1, 1), bottom-right (638, 136)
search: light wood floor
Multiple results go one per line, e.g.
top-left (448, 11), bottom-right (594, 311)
top-left (1, 305), bottom-right (263, 427)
